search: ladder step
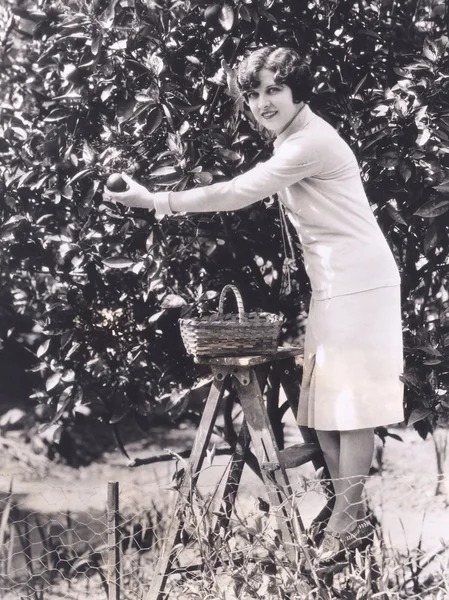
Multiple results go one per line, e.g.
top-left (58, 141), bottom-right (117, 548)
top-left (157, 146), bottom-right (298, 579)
top-left (278, 443), bottom-right (322, 469)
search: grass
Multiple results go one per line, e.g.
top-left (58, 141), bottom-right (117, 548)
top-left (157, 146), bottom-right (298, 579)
top-left (1, 473), bottom-right (448, 600)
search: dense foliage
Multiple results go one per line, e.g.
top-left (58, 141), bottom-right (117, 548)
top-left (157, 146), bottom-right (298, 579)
top-left (0, 0), bottom-right (448, 454)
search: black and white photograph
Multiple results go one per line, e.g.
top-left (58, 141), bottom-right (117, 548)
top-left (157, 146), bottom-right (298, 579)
top-left (0, 0), bottom-right (448, 598)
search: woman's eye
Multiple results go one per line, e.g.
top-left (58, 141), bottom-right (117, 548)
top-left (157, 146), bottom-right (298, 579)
top-left (246, 92), bottom-right (257, 100)
top-left (268, 87), bottom-right (280, 94)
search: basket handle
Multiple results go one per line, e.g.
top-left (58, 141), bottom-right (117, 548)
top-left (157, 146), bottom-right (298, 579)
top-left (218, 285), bottom-right (245, 323)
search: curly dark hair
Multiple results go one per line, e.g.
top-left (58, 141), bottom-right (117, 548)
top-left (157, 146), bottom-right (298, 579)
top-left (237, 46), bottom-right (312, 104)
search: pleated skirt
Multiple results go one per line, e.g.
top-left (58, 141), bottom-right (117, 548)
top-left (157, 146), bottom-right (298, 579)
top-left (297, 286), bottom-right (404, 431)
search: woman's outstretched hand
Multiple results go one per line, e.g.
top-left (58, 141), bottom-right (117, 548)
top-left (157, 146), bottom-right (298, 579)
top-left (103, 173), bottom-right (155, 210)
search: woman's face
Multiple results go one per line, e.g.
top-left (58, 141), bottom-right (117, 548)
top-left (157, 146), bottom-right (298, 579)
top-left (246, 68), bottom-right (299, 134)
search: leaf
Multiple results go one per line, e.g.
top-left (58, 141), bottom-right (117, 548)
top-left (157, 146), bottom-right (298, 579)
top-left (200, 290), bottom-right (219, 301)
top-left (393, 97), bottom-right (408, 117)
top-left (110, 389), bottom-right (131, 424)
top-left (82, 141), bottom-right (96, 164)
top-left (61, 185), bottom-right (73, 199)
top-left (400, 371), bottom-right (422, 391)
top-left (110, 404), bottom-right (131, 424)
top-left (109, 39), bottom-right (128, 51)
top-left (86, 179), bottom-right (100, 203)
top-left (407, 408), bottom-right (431, 427)
top-left (147, 106), bottom-right (164, 135)
top-left (37, 339), bottom-right (51, 358)
top-left (161, 294), bottom-right (187, 308)
top-left (385, 203), bottom-right (407, 225)
top-left (0, 138), bottom-right (10, 152)
top-left (112, 424), bottom-right (131, 460)
top-left (51, 424), bottom-right (63, 444)
top-left (422, 38), bottom-right (439, 62)
top-left (186, 55), bottom-right (202, 66)
top-left (117, 97), bottom-right (136, 123)
top-left (91, 27), bottom-right (103, 55)
top-left (416, 345), bottom-right (442, 357)
top-left (379, 151), bottom-right (399, 168)
top-left (148, 310), bottom-right (165, 323)
top-left (423, 221), bottom-right (440, 254)
top-left (217, 148), bottom-right (242, 162)
top-left (103, 257), bottom-right (135, 268)
top-left (147, 54), bottom-right (164, 76)
top-left (240, 5), bottom-right (251, 21)
top-left (353, 72), bottom-right (368, 96)
top-left (433, 180), bottom-right (449, 194)
top-left (399, 162), bottom-right (412, 183)
top-left (219, 3), bottom-right (235, 31)
top-left (62, 369), bottom-right (75, 383)
top-left (101, 84), bottom-right (114, 102)
top-left (67, 168), bottom-right (92, 187)
top-left (423, 358), bottom-right (442, 365)
top-left (162, 103), bottom-right (175, 129)
top-left (149, 166), bottom-right (177, 178)
top-left (414, 198), bottom-right (449, 218)
top-left (99, 0), bottom-right (121, 28)
top-left (46, 372), bottom-right (62, 392)
top-left (44, 109), bottom-right (70, 122)
top-left (52, 386), bottom-right (75, 422)
top-left (0, 215), bottom-right (27, 236)
top-left (416, 127), bottom-right (431, 146)
top-left (65, 342), bottom-right (81, 359)
top-left (261, 9), bottom-right (277, 23)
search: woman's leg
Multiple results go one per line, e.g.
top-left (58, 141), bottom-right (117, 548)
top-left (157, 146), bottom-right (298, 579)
top-left (315, 429), bottom-right (340, 480)
top-left (316, 427), bottom-right (375, 533)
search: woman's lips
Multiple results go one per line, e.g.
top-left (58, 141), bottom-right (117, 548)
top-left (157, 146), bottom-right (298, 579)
top-left (261, 110), bottom-right (278, 119)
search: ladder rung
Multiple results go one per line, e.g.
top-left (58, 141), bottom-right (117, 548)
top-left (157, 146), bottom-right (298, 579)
top-left (278, 443), bottom-right (322, 469)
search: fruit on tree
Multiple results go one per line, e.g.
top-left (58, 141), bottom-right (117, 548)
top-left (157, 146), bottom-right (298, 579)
top-left (106, 174), bottom-right (128, 192)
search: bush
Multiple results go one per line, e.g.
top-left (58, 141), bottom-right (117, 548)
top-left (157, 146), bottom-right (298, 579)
top-left (0, 0), bottom-right (448, 448)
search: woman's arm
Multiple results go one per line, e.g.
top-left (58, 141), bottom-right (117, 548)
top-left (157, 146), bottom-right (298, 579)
top-left (104, 138), bottom-right (322, 214)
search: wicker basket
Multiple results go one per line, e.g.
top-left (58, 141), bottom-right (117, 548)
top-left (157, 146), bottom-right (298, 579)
top-left (179, 284), bottom-right (283, 358)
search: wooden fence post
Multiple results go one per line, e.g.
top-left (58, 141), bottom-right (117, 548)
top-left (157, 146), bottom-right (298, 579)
top-left (107, 481), bottom-right (121, 600)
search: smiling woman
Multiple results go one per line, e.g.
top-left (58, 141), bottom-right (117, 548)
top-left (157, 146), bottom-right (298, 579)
top-left (103, 46), bottom-right (404, 570)
top-left (243, 69), bottom-right (305, 135)
top-left (238, 46), bottom-right (313, 136)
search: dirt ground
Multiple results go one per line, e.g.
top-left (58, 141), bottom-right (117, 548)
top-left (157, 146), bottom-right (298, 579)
top-left (1, 411), bottom-right (448, 555)
top-left (0, 417), bottom-right (449, 600)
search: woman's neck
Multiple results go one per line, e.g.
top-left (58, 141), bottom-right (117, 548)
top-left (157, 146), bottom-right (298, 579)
top-left (276, 102), bottom-right (306, 137)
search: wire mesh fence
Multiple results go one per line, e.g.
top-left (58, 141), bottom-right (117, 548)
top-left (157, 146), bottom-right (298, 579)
top-left (1, 456), bottom-right (448, 600)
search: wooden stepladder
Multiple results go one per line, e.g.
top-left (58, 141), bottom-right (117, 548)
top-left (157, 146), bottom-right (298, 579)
top-left (147, 347), bottom-right (324, 600)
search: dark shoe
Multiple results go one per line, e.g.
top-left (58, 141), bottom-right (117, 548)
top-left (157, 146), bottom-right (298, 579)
top-left (316, 518), bottom-right (374, 569)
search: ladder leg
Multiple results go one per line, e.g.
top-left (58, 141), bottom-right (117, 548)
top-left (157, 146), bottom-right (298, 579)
top-left (212, 420), bottom-right (251, 537)
top-left (234, 370), bottom-right (304, 559)
top-left (281, 359), bottom-right (334, 531)
top-left (209, 364), bottom-right (280, 553)
top-left (146, 376), bottom-right (227, 600)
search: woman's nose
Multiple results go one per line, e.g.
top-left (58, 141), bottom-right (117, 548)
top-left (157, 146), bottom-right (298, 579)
top-left (258, 94), bottom-right (269, 109)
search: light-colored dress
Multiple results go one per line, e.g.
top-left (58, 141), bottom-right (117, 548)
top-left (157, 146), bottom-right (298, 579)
top-left (154, 104), bottom-right (405, 431)
top-left (297, 287), bottom-right (404, 431)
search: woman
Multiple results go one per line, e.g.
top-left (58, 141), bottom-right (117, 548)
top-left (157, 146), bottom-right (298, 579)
top-left (104, 46), bottom-right (404, 565)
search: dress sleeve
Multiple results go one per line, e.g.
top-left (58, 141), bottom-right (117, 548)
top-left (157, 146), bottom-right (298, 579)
top-left (154, 138), bottom-right (322, 215)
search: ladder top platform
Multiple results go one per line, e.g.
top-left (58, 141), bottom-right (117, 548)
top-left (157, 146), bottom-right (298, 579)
top-left (194, 346), bottom-right (304, 367)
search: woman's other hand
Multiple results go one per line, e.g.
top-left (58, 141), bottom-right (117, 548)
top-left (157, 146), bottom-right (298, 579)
top-left (103, 173), bottom-right (155, 210)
